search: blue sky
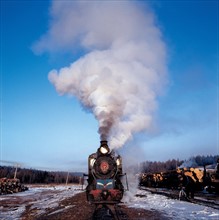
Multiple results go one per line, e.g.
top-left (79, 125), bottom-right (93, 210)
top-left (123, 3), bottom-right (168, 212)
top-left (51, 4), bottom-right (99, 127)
top-left (1, 0), bottom-right (218, 172)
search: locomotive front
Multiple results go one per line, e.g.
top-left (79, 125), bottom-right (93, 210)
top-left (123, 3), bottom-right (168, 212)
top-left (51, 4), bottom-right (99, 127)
top-left (86, 141), bottom-right (124, 203)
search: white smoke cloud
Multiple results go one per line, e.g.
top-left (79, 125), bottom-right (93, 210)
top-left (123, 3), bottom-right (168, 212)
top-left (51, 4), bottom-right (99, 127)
top-left (34, 1), bottom-right (168, 149)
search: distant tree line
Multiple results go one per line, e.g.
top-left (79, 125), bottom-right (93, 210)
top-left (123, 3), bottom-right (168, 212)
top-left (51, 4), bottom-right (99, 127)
top-left (141, 159), bottom-right (183, 173)
top-left (181, 155), bottom-right (219, 167)
top-left (141, 155), bottom-right (219, 173)
top-left (0, 166), bottom-right (81, 184)
top-left (1, 155), bottom-right (218, 183)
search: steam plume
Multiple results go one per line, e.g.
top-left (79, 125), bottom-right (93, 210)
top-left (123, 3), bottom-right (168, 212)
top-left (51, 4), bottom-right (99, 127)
top-left (34, 1), bottom-right (168, 149)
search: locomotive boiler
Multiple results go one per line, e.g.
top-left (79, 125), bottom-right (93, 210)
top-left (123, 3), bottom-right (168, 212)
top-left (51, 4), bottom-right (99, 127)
top-left (86, 140), bottom-right (125, 204)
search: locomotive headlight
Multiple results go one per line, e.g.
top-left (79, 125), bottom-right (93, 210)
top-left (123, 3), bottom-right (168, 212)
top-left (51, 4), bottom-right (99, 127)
top-left (90, 158), bottom-right (96, 167)
top-left (99, 146), bottom-right (109, 154)
top-left (116, 158), bottom-right (121, 166)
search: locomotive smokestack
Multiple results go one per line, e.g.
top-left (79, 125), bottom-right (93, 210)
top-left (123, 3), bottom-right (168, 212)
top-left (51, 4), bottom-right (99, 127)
top-left (100, 140), bottom-right (108, 147)
top-left (99, 140), bottom-right (110, 154)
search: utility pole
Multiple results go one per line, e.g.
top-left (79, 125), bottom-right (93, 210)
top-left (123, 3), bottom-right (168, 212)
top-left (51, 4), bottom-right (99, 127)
top-left (14, 164), bottom-right (19, 179)
top-left (66, 172), bottom-right (69, 185)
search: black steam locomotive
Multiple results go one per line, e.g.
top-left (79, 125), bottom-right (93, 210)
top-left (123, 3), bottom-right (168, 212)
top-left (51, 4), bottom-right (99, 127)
top-left (86, 141), bottom-right (126, 204)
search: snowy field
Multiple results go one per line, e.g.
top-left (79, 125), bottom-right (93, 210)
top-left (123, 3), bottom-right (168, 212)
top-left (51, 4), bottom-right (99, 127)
top-left (126, 189), bottom-right (219, 220)
top-left (0, 184), bottom-right (83, 220)
top-left (0, 185), bottom-right (219, 219)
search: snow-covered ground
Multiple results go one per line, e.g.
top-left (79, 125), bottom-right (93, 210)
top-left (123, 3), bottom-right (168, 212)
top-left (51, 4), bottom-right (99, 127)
top-left (0, 185), bottom-right (219, 219)
top-left (0, 184), bottom-right (83, 220)
top-left (126, 189), bottom-right (219, 220)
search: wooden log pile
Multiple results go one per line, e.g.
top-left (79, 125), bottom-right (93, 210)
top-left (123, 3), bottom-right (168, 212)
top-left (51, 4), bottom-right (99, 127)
top-left (139, 168), bottom-right (204, 189)
top-left (0, 178), bottom-right (28, 195)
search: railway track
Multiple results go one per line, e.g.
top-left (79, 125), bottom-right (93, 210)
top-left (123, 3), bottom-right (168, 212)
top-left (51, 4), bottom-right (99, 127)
top-left (92, 204), bottom-right (129, 220)
top-left (139, 186), bottom-right (219, 210)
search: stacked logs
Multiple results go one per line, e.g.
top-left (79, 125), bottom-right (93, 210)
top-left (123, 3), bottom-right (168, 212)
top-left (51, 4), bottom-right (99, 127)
top-left (139, 168), bottom-right (204, 189)
top-left (0, 178), bottom-right (28, 195)
top-left (140, 166), bottom-right (219, 193)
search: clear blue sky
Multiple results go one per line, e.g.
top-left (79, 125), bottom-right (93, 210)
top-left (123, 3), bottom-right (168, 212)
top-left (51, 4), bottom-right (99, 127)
top-left (1, 0), bottom-right (218, 172)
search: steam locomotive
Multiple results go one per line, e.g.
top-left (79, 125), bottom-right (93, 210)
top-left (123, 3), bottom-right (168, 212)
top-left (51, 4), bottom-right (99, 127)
top-left (86, 141), bottom-right (126, 204)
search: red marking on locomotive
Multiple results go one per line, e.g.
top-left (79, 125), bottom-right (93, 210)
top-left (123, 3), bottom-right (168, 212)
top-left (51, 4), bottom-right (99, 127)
top-left (100, 161), bottom-right (109, 173)
top-left (90, 189), bottom-right (122, 202)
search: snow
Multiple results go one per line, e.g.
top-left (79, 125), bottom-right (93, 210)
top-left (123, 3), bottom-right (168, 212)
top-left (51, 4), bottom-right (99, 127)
top-left (0, 184), bottom-right (82, 220)
top-left (1, 185), bottom-right (219, 219)
top-left (126, 189), bottom-right (219, 220)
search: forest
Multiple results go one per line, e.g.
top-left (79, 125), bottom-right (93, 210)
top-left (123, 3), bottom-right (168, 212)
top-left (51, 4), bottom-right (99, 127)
top-left (0, 166), bottom-right (81, 184)
top-left (140, 155), bottom-right (218, 173)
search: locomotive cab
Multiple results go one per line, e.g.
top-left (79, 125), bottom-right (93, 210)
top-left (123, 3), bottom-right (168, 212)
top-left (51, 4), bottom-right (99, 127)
top-left (86, 141), bottom-right (124, 204)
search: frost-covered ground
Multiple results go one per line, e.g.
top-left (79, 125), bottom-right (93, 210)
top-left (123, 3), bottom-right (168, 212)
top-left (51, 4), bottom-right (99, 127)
top-left (126, 189), bottom-right (219, 220)
top-left (0, 185), bottom-right (219, 220)
top-left (0, 184), bottom-right (83, 220)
